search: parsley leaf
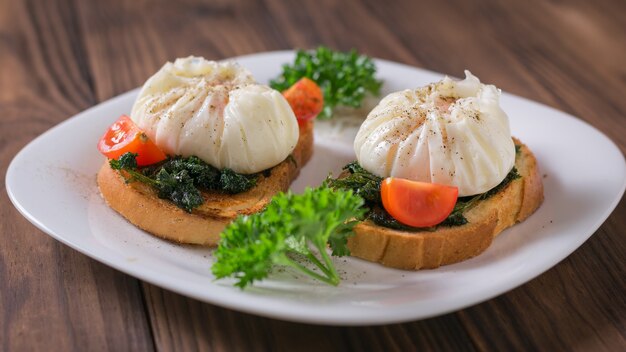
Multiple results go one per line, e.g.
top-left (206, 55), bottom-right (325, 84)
top-left (270, 46), bottom-right (382, 119)
top-left (212, 186), bottom-right (366, 288)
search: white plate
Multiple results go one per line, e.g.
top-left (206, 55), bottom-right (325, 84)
top-left (6, 51), bottom-right (625, 325)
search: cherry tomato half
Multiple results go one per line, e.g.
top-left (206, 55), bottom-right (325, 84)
top-left (97, 115), bottom-right (167, 166)
top-left (380, 178), bottom-right (458, 227)
top-left (282, 77), bottom-right (324, 124)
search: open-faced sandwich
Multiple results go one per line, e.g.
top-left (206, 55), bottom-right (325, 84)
top-left (96, 48), bottom-right (540, 288)
top-left (97, 56), bottom-right (322, 245)
top-left (330, 71), bottom-right (544, 269)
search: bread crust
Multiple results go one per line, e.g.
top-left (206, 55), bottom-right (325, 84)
top-left (97, 120), bottom-right (314, 245)
top-left (347, 138), bottom-right (544, 270)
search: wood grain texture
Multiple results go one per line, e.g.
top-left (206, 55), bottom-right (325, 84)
top-left (1, 0), bottom-right (624, 351)
top-left (0, 0), bottom-right (153, 350)
top-left (143, 283), bottom-right (476, 352)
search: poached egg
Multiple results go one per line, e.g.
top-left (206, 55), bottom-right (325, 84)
top-left (131, 56), bottom-right (299, 174)
top-left (354, 71), bottom-right (515, 196)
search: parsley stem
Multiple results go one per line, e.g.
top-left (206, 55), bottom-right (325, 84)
top-left (305, 252), bottom-right (334, 278)
top-left (315, 240), bottom-right (340, 286)
top-left (284, 257), bottom-right (338, 286)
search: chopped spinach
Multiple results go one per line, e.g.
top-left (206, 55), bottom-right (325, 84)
top-left (368, 206), bottom-right (419, 231)
top-left (110, 153), bottom-right (258, 212)
top-left (480, 167), bottom-right (520, 199)
top-left (439, 212), bottom-right (469, 227)
top-left (159, 156), bottom-right (221, 190)
top-left (219, 168), bottom-right (257, 194)
top-left (114, 152), bottom-right (139, 170)
top-left (328, 162), bottom-right (382, 204)
top-left (154, 168), bottom-right (204, 212)
top-left (329, 160), bottom-right (521, 231)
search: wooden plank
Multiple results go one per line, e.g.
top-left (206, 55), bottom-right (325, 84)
top-left (0, 0), bottom-right (154, 350)
top-left (143, 283), bottom-right (477, 351)
top-left (3, 0), bottom-right (625, 350)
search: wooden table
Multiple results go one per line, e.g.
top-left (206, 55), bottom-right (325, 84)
top-left (2, 0), bottom-right (624, 350)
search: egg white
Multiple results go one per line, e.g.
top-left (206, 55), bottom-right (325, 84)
top-left (131, 56), bottom-right (299, 174)
top-left (354, 71), bottom-right (515, 196)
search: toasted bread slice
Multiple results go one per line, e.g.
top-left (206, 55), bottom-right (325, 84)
top-left (347, 138), bottom-right (543, 270)
top-left (97, 120), bottom-right (314, 245)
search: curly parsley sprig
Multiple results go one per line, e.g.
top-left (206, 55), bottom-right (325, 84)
top-left (270, 46), bottom-right (382, 119)
top-left (212, 185), bottom-right (366, 288)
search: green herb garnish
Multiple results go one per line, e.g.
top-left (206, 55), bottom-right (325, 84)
top-left (110, 152), bottom-right (257, 212)
top-left (270, 46), bottom-right (382, 119)
top-left (212, 185), bottom-right (366, 288)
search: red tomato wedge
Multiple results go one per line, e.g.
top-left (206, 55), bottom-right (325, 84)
top-left (97, 115), bottom-right (167, 166)
top-left (380, 178), bottom-right (458, 227)
top-left (282, 77), bottom-right (324, 124)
